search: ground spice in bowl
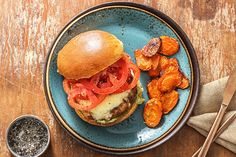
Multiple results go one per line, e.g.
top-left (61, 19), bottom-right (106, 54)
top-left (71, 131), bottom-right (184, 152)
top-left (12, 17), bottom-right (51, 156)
top-left (6, 115), bottom-right (50, 157)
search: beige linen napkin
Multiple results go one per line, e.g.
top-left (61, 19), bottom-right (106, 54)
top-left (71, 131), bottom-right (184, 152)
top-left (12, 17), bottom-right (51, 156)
top-left (187, 77), bottom-right (236, 153)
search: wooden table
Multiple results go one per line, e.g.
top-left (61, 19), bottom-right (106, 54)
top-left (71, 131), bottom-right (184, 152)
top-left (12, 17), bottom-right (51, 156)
top-left (0, 0), bottom-right (235, 156)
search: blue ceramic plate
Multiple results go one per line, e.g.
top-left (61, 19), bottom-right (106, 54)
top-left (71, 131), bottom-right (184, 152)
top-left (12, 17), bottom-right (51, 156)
top-left (44, 2), bottom-right (199, 155)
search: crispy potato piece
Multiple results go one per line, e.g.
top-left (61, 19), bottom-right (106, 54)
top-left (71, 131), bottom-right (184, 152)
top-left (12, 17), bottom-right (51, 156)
top-left (164, 65), bottom-right (179, 75)
top-left (177, 73), bottom-right (190, 89)
top-left (147, 55), bottom-right (165, 77)
top-left (161, 57), bottom-right (189, 89)
top-left (147, 79), bottom-right (162, 99)
top-left (151, 54), bottom-right (161, 70)
top-left (160, 36), bottom-right (179, 56)
top-left (159, 56), bottom-right (169, 70)
top-left (148, 54), bottom-right (161, 77)
top-left (161, 58), bottom-right (179, 74)
top-left (134, 49), bottom-right (152, 71)
top-left (143, 98), bottom-right (163, 128)
top-left (165, 58), bottom-right (179, 68)
top-left (142, 38), bottom-right (162, 57)
top-left (162, 58), bottom-right (178, 69)
top-left (161, 90), bottom-right (179, 114)
top-left (158, 72), bottom-right (182, 92)
top-left (148, 69), bottom-right (160, 77)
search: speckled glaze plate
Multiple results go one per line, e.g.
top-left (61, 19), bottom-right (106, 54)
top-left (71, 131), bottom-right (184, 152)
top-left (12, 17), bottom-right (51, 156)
top-left (44, 2), bottom-right (199, 155)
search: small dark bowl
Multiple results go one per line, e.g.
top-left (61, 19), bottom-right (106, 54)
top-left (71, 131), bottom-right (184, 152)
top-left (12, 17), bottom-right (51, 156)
top-left (6, 115), bottom-right (50, 157)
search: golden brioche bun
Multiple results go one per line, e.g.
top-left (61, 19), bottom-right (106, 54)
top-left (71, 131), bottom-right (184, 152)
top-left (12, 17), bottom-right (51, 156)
top-left (57, 30), bottom-right (124, 79)
top-left (75, 103), bottom-right (138, 127)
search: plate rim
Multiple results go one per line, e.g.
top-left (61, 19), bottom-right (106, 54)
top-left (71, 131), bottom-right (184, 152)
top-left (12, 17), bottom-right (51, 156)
top-left (43, 2), bottom-right (200, 155)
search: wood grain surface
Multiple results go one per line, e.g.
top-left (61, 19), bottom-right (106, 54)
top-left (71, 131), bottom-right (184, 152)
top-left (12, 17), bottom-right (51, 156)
top-left (0, 0), bottom-right (235, 157)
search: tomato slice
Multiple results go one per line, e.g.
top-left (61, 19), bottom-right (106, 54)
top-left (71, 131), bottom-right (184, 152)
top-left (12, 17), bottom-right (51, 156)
top-left (64, 56), bottom-right (139, 96)
top-left (68, 83), bottom-right (100, 111)
top-left (79, 78), bottom-right (93, 89)
top-left (63, 79), bottom-right (78, 94)
top-left (114, 63), bottom-right (140, 93)
top-left (126, 63), bottom-right (140, 89)
top-left (89, 57), bottom-right (129, 95)
top-left (63, 55), bottom-right (141, 110)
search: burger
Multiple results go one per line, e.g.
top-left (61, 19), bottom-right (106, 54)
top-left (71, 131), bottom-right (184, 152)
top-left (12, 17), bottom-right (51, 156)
top-left (57, 30), bottom-right (144, 126)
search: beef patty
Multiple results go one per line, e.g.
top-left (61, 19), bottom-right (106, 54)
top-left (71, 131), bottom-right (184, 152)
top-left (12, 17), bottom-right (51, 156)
top-left (81, 87), bottom-right (137, 121)
top-left (110, 87), bottom-right (137, 119)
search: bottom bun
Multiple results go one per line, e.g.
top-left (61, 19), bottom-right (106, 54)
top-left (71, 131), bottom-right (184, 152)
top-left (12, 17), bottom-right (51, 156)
top-left (75, 103), bottom-right (138, 127)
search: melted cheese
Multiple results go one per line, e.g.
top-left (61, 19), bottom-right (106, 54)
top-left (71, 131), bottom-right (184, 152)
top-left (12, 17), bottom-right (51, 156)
top-left (90, 90), bottom-right (130, 120)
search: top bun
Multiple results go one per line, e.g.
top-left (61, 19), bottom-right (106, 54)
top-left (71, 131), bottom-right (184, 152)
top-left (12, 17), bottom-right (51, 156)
top-left (57, 30), bottom-right (124, 79)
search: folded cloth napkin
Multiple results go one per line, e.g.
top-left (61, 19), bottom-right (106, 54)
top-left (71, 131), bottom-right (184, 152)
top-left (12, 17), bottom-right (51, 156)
top-left (187, 76), bottom-right (236, 153)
